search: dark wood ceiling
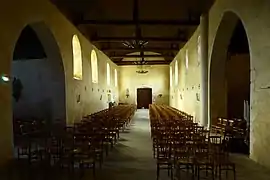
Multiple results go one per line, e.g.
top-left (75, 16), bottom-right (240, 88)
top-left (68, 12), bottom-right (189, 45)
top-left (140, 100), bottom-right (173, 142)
top-left (51, 0), bottom-right (214, 65)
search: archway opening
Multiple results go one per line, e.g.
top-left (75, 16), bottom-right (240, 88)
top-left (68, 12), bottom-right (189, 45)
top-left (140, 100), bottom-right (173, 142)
top-left (12, 23), bottom-right (66, 152)
top-left (210, 12), bottom-right (250, 155)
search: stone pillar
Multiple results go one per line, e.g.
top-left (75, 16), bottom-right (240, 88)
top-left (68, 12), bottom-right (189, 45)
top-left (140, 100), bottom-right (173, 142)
top-left (200, 14), bottom-right (209, 127)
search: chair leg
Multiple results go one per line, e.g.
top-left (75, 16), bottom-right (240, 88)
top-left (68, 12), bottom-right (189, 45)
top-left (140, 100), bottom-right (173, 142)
top-left (219, 166), bottom-right (222, 180)
top-left (98, 153), bottom-right (103, 169)
top-left (215, 165), bottom-right (218, 177)
top-left (178, 164), bottom-right (181, 180)
top-left (93, 162), bottom-right (96, 179)
top-left (212, 166), bottom-right (215, 180)
top-left (191, 165), bottom-right (195, 180)
top-left (170, 165), bottom-right (173, 180)
top-left (233, 165), bottom-right (236, 180)
top-left (186, 164), bottom-right (189, 177)
top-left (79, 163), bottom-right (84, 179)
top-left (197, 167), bottom-right (200, 180)
top-left (156, 164), bottom-right (160, 180)
top-left (105, 145), bottom-right (109, 156)
top-left (17, 149), bottom-right (20, 160)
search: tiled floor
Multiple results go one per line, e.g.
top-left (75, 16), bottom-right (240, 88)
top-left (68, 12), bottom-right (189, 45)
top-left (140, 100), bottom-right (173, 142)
top-left (1, 109), bottom-right (270, 180)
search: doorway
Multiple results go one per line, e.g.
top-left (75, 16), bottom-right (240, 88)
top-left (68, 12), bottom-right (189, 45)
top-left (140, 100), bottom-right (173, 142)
top-left (137, 88), bottom-right (152, 109)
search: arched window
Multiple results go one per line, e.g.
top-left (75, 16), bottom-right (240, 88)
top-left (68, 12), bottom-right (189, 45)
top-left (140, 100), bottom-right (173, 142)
top-left (185, 49), bottom-right (189, 70)
top-left (175, 60), bottom-right (178, 86)
top-left (169, 66), bottom-right (172, 87)
top-left (91, 49), bottom-right (98, 83)
top-left (197, 36), bottom-right (201, 66)
top-left (114, 69), bottom-right (118, 87)
top-left (72, 35), bottom-right (82, 80)
top-left (107, 63), bottom-right (111, 86)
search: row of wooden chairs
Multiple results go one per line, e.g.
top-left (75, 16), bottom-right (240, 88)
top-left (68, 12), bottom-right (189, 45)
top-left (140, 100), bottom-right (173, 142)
top-left (149, 104), bottom-right (236, 180)
top-left (14, 105), bottom-right (136, 179)
top-left (212, 117), bottom-right (246, 138)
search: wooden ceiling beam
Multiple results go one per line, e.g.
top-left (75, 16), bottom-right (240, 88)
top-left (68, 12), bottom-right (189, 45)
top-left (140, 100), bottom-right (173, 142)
top-left (101, 47), bottom-right (179, 52)
top-left (76, 19), bottom-right (199, 26)
top-left (109, 54), bottom-right (175, 59)
top-left (91, 36), bottom-right (187, 43)
top-left (114, 60), bottom-right (171, 66)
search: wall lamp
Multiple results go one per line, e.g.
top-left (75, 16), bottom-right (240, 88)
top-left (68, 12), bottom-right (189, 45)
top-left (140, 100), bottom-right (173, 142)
top-left (126, 88), bottom-right (130, 98)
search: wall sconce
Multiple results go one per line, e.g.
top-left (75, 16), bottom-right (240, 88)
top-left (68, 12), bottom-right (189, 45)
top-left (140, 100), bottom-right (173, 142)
top-left (1, 74), bottom-right (10, 83)
top-left (76, 94), bottom-right (81, 103)
top-left (196, 93), bottom-right (200, 101)
top-left (126, 88), bottom-right (130, 98)
top-left (158, 94), bottom-right (162, 98)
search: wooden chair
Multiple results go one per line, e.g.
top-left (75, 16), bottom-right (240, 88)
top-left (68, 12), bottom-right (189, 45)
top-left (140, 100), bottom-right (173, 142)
top-left (156, 141), bottom-right (173, 180)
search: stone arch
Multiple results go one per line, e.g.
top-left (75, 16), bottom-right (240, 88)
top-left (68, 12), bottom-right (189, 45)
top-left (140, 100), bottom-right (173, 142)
top-left (11, 21), bottom-right (66, 124)
top-left (209, 11), bottom-right (251, 126)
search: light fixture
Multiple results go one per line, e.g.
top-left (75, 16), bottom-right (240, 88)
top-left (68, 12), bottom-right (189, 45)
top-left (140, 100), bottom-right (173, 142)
top-left (122, 41), bottom-right (133, 48)
top-left (136, 69), bottom-right (149, 74)
top-left (1, 74), bottom-right (10, 82)
top-left (135, 57), bottom-right (149, 74)
top-left (136, 64), bottom-right (149, 74)
top-left (122, 40), bottom-right (149, 49)
top-left (126, 88), bottom-right (130, 98)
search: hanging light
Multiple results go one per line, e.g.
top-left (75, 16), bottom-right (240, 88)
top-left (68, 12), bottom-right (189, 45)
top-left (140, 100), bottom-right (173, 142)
top-left (122, 41), bottom-right (132, 48)
top-left (136, 69), bottom-right (148, 74)
top-left (136, 60), bottom-right (149, 74)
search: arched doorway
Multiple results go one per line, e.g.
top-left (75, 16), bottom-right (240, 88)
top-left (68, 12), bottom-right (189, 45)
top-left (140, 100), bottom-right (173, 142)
top-left (210, 11), bottom-right (250, 154)
top-left (12, 22), bottom-right (66, 147)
